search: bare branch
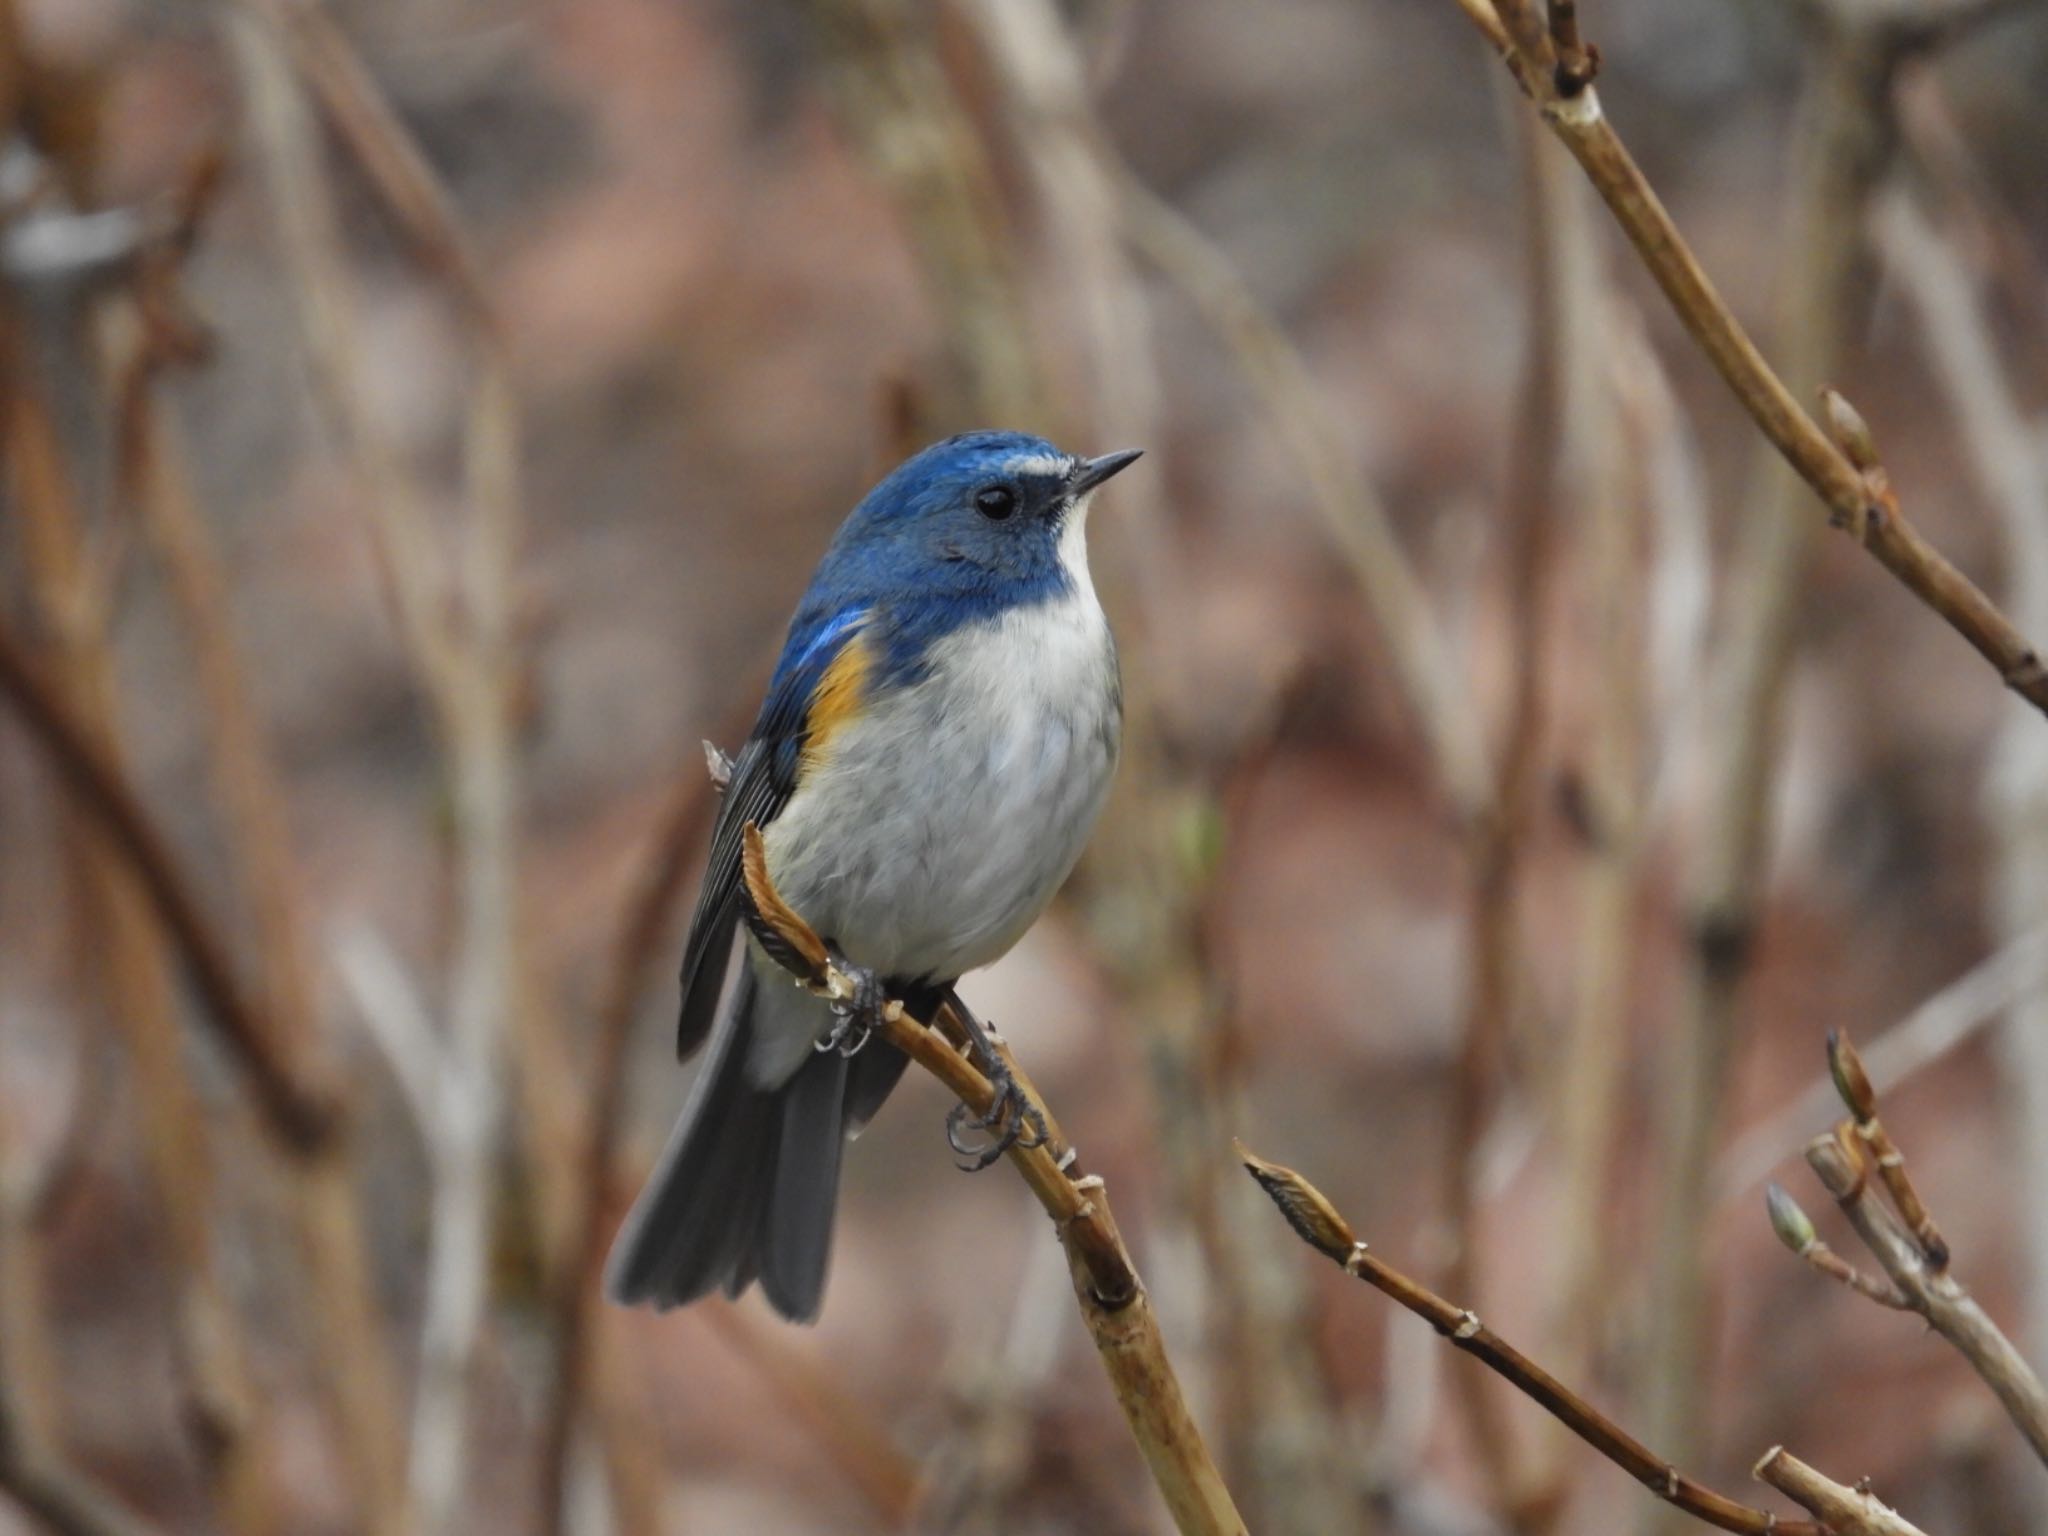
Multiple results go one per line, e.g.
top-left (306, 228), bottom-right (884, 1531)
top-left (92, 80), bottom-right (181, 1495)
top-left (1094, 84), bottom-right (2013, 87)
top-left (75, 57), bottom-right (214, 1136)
top-left (1753, 1447), bottom-right (1930, 1536)
top-left (739, 825), bottom-right (1247, 1536)
top-left (1825, 1031), bottom-right (1948, 1268)
top-left (1804, 1130), bottom-right (2048, 1466)
top-left (1449, 0), bottom-right (2048, 715)
top-left (1236, 1146), bottom-right (1824, 1536)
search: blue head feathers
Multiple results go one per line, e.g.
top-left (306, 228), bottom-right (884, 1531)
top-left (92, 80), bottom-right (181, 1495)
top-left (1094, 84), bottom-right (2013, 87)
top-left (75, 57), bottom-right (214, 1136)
top-left (779, 432), bottom-right (1141, 686)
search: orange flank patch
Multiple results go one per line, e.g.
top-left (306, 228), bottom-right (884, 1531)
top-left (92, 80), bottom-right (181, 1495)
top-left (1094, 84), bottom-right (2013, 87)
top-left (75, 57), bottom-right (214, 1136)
top-left (800, 630), bottom-right (874, 774)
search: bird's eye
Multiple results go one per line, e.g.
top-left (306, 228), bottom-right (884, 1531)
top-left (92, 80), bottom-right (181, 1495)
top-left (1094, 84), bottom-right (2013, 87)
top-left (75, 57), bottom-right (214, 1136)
top-left (974, 485), bottom-right (1018, 521)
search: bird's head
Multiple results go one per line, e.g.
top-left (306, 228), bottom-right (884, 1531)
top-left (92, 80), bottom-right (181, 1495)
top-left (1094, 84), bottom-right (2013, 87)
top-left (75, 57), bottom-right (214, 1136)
top-left (828, 431), bottom-right (1143, 603)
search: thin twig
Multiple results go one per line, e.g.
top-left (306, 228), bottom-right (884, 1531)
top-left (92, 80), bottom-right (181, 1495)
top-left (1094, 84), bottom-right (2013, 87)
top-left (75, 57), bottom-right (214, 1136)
top-left (1801, 1128), bottom-right (2048, 1466)
top-left (1825, 1031), bottom-right (1947, 1269)
top-left (1235, 1146), bottom-right (1824, 1536)
top-left (1753, 1447), bottom-right (1930, 1536)
top-left (1764, 1184), bottom-right (1911, 1308)
top-left (1450, 0), bottom-right (2048, 714)
top-left (738, 824), bottom-right (1247, 1536)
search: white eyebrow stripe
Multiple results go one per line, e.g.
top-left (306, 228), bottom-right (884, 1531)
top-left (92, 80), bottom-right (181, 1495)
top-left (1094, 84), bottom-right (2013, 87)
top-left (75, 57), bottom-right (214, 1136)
top-left (1002, 454), bottom-right (1071, 479)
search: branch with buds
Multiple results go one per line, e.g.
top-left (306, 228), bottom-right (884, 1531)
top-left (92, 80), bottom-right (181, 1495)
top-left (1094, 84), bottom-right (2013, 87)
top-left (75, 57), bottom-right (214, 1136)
top-left (1446, 0), bottom-right (2048, 717)
top-left (1236, 1143), bottom-right (1845, 1535)
top-left (1768, 1032), bottom-right (2048, 1467)
top-left (735, 824), bottom-right (1247, 1536)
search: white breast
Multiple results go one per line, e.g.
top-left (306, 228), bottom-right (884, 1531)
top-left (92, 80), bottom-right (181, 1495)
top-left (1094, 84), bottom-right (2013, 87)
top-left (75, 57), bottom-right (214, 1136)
top-left (762, 571), bottom-right (1121, 986)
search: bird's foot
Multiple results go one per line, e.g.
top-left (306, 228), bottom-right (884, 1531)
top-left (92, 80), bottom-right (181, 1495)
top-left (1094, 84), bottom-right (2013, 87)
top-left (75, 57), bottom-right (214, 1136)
top-left (941, 989), bottom-right (1047, 1170)
top-left (815, 947), bottom-right (884, 1058)
top-left (945, 1068), bottom-right (1047, 1170)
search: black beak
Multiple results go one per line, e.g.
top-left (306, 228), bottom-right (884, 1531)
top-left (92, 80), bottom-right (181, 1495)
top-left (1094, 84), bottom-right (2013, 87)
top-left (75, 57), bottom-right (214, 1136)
top-left (1069, 448), bottom-right (1144, 496)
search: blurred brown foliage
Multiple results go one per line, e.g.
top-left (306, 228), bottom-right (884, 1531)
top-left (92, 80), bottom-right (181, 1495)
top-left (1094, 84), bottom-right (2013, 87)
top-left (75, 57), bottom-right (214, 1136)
top-left (4, 0), bottom-right (2048, 1533)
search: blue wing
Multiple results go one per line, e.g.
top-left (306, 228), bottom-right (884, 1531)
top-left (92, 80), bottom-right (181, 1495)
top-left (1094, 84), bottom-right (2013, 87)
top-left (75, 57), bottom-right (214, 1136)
top-left (674, 606), bottom-right (871, 1058)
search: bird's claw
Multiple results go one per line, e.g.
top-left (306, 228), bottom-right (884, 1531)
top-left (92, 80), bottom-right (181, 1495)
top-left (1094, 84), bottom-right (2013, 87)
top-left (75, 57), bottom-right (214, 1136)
top-left (816, 949), bottom-right (883, 1058)
top-left (945, 1059), bottom-right (1047, 1171)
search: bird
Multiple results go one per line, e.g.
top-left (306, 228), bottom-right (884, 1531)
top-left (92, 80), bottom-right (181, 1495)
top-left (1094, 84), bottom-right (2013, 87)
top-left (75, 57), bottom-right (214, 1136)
top-left (605, 430), bottom-right (1142, 1322)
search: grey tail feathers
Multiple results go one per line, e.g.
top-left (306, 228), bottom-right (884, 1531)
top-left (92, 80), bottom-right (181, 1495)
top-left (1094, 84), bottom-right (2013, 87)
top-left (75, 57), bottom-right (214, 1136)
top-left (604, 966), bottom-right (904, 1322)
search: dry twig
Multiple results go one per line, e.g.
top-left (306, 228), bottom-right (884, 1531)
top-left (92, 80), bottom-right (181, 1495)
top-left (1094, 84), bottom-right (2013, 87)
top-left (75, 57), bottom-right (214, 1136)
top-left (1753, 1447), bottom-right (1929, 1536)
top-left (738, 824), bottom-right (1247, 1536)
top-left (1794, 1048), bottom-right (2048, 1466)
top-left (1236, 1145), bottom-right (1824, 1536)
top-left (1448, 0), bottom-right (2048, 714)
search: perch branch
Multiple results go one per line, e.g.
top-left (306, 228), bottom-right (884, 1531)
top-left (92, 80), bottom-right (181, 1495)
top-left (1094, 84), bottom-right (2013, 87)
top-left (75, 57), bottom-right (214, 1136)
top-left (1448, 0), bottom-right (2048, 716)
top-left (737, 825), bottom-right (1246, 1536)
top-left (1236, 1145), bottom-right (1823, 1536)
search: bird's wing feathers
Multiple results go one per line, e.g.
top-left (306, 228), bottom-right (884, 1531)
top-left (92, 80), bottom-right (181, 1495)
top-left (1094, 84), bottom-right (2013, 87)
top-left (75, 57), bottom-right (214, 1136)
top-left (674, 605), bottom-right (876, 1058)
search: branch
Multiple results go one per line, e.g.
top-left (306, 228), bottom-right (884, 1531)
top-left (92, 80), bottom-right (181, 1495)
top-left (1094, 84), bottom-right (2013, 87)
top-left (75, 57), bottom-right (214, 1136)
top-left (1235, 1145), bottom-right (1823, 1536)
top-left (738, 825), bottom-right (1247, 1536)
top-left (1753, 1448), bottom-right (1929, 1536)
top-left (1800, 1120), bottom-right (2048, 1465)
top-left (1449, 0), bottom-right (2048, 717)
top-left (0, 611), bottom-right (339, 1151)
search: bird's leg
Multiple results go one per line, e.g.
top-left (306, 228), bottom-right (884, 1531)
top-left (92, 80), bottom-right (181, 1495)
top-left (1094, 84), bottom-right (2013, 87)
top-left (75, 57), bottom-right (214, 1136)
top-left (814, 944), bottom-right (885, 1058)
top-left (941, 988), bottom-right (1047, 1171)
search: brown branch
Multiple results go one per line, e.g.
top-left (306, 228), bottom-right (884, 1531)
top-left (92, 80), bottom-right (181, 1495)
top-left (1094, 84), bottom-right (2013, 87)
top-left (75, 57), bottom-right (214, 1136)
top-left (737, 825), bottom-right (1246, 1536)
top-left (1802, 1128), bottom-right (2048, 1466)
top-left (0, 609), bottom-right (339, 1151)
top-left (1824, 1032), bottom-right (1948, 1268)
top-left (1450, 0), bottom-right (2048, 716)
top-left (1236, 1145), bottom-right (1825, 1536)
top-left (1752, 1448), bottom-right (1930, 1536)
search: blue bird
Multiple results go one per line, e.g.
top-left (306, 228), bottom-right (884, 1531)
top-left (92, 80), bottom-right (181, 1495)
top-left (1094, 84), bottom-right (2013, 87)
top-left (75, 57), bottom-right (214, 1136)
top-left (606, 431), bottom-right (1142, 1321)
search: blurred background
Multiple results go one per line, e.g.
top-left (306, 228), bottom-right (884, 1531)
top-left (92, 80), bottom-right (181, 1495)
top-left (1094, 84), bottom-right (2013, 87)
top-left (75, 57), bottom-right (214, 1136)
top-left (4, 0), bottom-right (2048, 1531)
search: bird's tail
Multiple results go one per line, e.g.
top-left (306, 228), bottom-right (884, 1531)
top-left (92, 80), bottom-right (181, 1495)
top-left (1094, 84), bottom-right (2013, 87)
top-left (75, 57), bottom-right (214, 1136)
top-left (604, 965), bottom-right (902, 1322)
